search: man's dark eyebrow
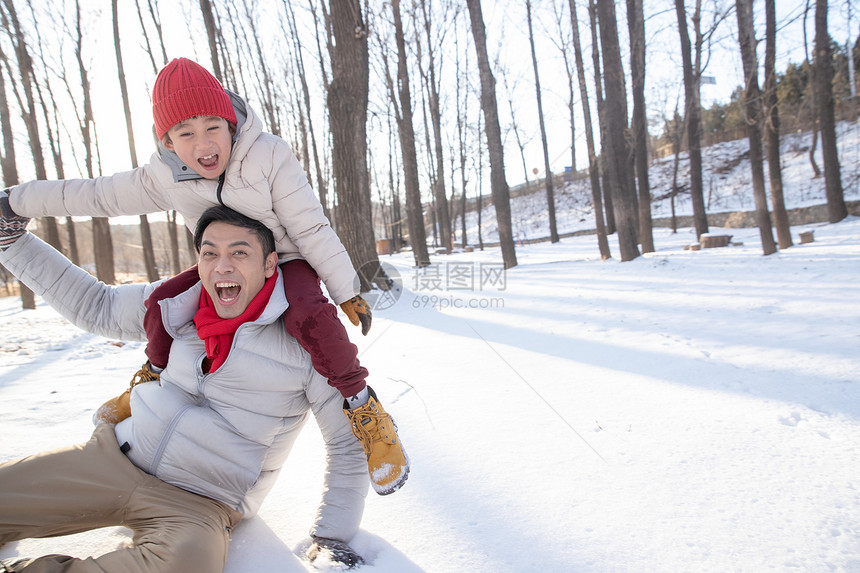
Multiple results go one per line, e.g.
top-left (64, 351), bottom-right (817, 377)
top-left (200, 239), bottom-right (254, 248)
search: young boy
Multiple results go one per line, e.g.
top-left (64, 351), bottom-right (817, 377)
top-left (5, 57), bottom-right (407, 496)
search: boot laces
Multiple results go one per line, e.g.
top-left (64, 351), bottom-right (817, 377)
top-left (348, 406), bottom-right (389, 456)
top-left (130, 362), bottom-right (160, 387)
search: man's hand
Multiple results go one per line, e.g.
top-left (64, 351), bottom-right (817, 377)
top-left (340, 295), bottom-right (372, 335)
top-left (0, 188), bottom-right (30, 251)
top-left (307, 536), bottom-right (365, 569)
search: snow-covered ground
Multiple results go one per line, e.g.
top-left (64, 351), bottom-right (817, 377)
top-left (2, 124), bottom-right (860, 571)
top-left (2, 217), bottom-right (860, 571)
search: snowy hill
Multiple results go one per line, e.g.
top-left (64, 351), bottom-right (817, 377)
top-left (457, 121), bottom-right (860, 247)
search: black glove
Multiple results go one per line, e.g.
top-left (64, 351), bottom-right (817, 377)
top-left (0, 188), bottom-right (30, 251)
top-left (307, 536), bottom-right (365, 569)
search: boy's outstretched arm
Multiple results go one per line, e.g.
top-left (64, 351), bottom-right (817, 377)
top-left (7, 165), bottom-right (170, 219)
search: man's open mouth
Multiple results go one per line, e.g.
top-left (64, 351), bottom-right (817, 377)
top-left (215, 281), bottom-right (240, 302)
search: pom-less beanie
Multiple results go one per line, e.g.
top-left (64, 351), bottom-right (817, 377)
top-left (152, 58), bottom-right (237, 139)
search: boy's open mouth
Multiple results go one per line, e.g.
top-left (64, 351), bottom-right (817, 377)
top-left (215, 281), bottom-right (240, 303)
top-left (199, 153), bottom-right (219, 169)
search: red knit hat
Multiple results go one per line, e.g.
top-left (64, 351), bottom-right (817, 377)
top-left (152, 58), bottom-right (237, 140)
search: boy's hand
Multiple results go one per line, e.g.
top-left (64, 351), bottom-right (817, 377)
top-left (340, 295), bottom-right (372, 335)
top-left (0, 188), bottom-right (30, 251)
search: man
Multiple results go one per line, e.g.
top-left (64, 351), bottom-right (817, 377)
top-left (0, 198), bottom-right (369, 572)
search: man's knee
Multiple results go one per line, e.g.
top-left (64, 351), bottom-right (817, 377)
top-left (136, 521), bottom-right (231, 573)
top-left (164, 527), bottom-right (231, 573)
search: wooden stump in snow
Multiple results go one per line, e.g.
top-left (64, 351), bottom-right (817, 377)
top-left (799, 231), bottom-right (815, 244)
top-left (700, 234), bottom-right (733, 248)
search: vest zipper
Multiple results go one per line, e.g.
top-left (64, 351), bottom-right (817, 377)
top-left (149, 404), bottom-right (194, 475)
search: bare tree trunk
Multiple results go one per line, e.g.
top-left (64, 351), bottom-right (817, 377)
top-left (626, 0), bottom-right (653, 253)
top-left (136, 0), bottom-right (182, 272)
top-left (802, 0), bottom-right (822, 178)
top-left (499, 70), bottom-right (531, 193)
top-left (455, 25), bottom-right (470, 249)
top-left (670, 107), bottom-right (683, 233)
top-left (199, 0), bottom-right (223, 80)
top-left (2, 0), bottom-right (55, 308)
top-left (216, 2), bottom-right (241, 91)
top-left (764, 0), bottom-right (793, 249)
top-left (25, 5), bottom-right (81, 264)
top-left (418, 0), bottom-right (452, 252)
top-left (569, 0), bottom-right (610, 259)
top-left (596, 0), bottom-right (639, 261)
top-left (809, 120), bottom-right (822, 177)
top-left (167, 211), bottom-right (181, 274)
top-left (588, 0), bottom-right (614, 235)
top-left (284, 0), bottom-right (329, 221)
top-left (736, 0), bottom-right (777, 255)
top-left (814, 0), bottom-right (847, 222)
top-left (390, 171), bottom-right (402, 253)
top-left (2, 0), bottom-right (62, 251)
top-left (327, 0), bottom-right (385, 290)
top-left (309, 0), bottom-right (332, 91)
top-left (0, 48), bottom-right (34, 309)
top-left (69, 0), bottom-right (115, 282)
top-left (239, 0), bottom-right (280, 135)
top-left (675, 0), bottom-right (709, 239)
top-left (0, 47), bottom-right (18, 189)
top-left (387, 107), bottom-right (404, 252)
top-left (448, 154), bottom-right (458, 247)
top-left (526, 0), bottom-right (559, 244)
top-left (113, 0), bottom-right (159, 281)
top-left (384, 0), bottom-right (430, 267)
top-left (285, 56), bottom-right (310, 179)
top-left (466, 0), bottom-right (517, 268)
top-left (476, 110), bottom-right (484, 250)
top-left (414, 63), bottom-right (440, 248)
top-left (551, 2), bottom-right (577, 175)
top-left (136, 0), bottom-right (168, 69)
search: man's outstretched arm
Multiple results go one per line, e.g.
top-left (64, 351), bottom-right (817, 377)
top-left (0, 231), bottom-right (154, 342)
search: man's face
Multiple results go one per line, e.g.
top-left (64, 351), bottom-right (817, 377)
top-left (197, 221), bottom-right (277, 319)
top-left (163, 116), bottom-right (233, 179)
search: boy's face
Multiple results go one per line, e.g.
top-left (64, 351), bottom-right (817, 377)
top-left (163, 116), bottom-right (233, 180)
top-left (197, 221), bottom-right (277, 319)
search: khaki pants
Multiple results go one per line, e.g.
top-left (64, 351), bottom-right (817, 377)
top-left (0, 424), bottom-right (242, 573)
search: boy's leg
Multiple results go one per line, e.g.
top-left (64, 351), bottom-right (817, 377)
top-left (280, 260), bottom-right (408, 495)
top-left (0, 424), bottom-right (240, 573)
top-left (280, 260), bottom-right (367, 397)
top-left (94, 266), bottom-right (201, 425)
top-left (143, 265), bottom-right (200, 369)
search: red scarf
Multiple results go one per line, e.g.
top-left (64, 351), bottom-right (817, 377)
top-left (193, 273), bottom-right (277, 373)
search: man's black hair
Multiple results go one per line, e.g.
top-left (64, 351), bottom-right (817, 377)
top-left (193, 205), bottom-right (276, 257)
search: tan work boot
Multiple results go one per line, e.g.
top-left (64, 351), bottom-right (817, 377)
top-left (92, 361), bottom-right (160, 425)
top-left (344, 387), bottom-right (409, 495)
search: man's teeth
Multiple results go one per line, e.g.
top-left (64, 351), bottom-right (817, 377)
top-left (215, 282), bottom-right (239, 302)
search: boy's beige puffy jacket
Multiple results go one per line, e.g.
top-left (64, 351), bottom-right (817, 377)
top-left (9, 92), bottom-right (359, 304)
